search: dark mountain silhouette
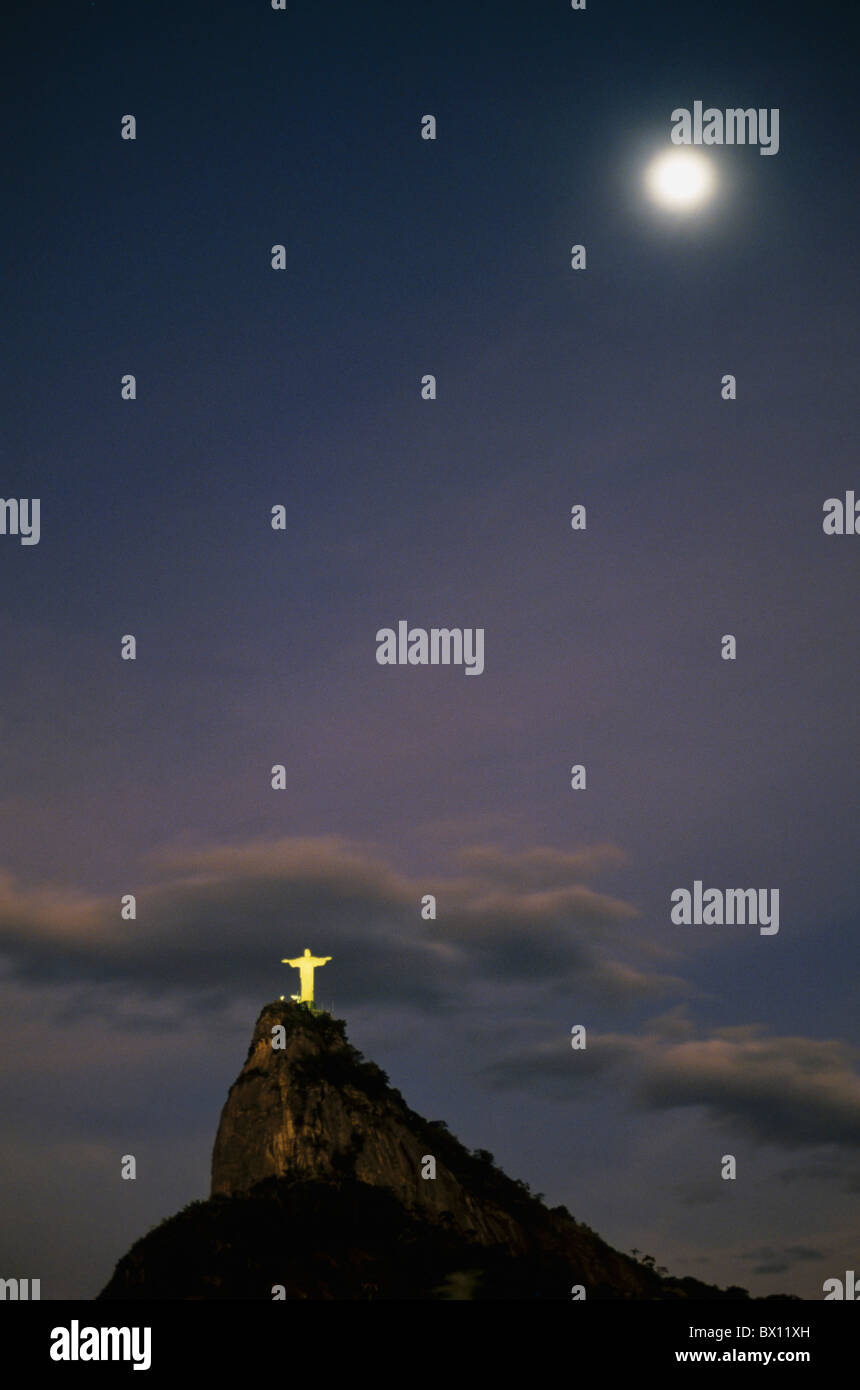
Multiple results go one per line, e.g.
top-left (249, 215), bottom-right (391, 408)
top-left (98, 1002), bottom-right (791, 1300)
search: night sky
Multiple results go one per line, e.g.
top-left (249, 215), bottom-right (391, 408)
top-left (2, 0), bottom-right (858, 1299)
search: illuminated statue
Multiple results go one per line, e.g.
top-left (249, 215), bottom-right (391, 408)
top-left (281, 948), bottom-right (331, 1005)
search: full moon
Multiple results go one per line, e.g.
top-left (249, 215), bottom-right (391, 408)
top-left (645, 150), bottom-right (715, 210)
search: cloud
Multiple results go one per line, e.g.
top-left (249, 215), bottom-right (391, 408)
top-left (672, 1175), bottom-right (726, 1208)
top-left (484, 1014), bottom-right (860, 1152)
top-left (739, 1245), bottom-right (824, 1277)
top-left (638, 1032), bottom-right (860, 1148)
top-left (0, 870), bottom-right (106, 943)
top-left (483, 1033), bottom-right (631, 1097)
top-left (775, 1159), bottom-right (860, 1195)
top-left (454, 843), bottom-right (629, 888)
top-left (0, 835), bottom-right (678, 1010)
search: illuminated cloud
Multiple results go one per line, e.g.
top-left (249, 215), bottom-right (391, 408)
top-left (0, 835), bottom-right (676, 1006)
top-left (485, 1016), bottom-right (860, 1151)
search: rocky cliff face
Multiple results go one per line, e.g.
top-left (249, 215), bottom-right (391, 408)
top-left (212, 1001), bottom-right (533, 1251)
top-left (99, 1002), bottom-right (764, 1299)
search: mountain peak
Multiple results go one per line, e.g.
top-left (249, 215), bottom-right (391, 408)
top-left (211, 1000), bottom-right (540, 1250)
top-left (99, 1002), bottom-right (768, 1299)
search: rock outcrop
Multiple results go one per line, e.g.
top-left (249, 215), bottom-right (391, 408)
top-left (212, 1002), bottom-right (538, 1251)
top-left (98, 1002), bottom-right (769, 1300)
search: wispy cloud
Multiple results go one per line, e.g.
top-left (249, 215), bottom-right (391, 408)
top-left (484, 1011), bottom-right (860, 1151)
top-left (0, 835), bottom-right (679, 1008)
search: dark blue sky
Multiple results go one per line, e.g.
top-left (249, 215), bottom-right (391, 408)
top-left (1, 0), bottom-right (858, 1298)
